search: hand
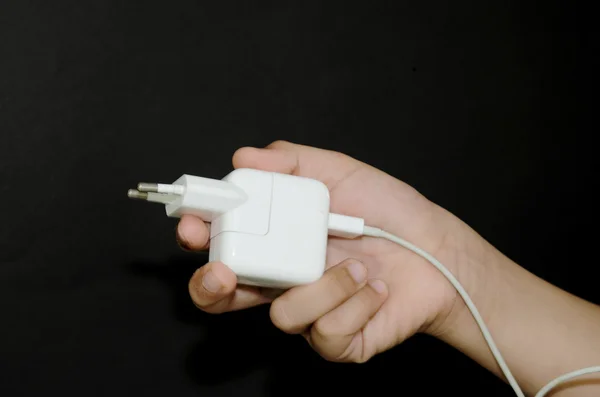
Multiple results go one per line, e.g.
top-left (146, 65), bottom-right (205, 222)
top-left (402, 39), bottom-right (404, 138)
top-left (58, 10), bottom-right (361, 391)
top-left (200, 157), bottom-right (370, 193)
top-left (177, 141), bottom-right (486, 363)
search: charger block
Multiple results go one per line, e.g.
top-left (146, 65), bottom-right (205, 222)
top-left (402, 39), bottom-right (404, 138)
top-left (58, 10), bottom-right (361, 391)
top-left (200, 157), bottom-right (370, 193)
top-left (172, 168), bottom-right (331, 289)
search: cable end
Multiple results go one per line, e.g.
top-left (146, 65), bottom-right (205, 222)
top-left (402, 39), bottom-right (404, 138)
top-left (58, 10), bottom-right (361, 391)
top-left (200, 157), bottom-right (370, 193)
top-left (327, 213), bottom-right (365, 239)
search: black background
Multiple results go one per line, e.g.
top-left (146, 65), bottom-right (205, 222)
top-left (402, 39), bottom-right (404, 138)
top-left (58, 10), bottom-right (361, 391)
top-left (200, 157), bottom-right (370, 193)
top-left (1, 1), bottom-right (597, 396)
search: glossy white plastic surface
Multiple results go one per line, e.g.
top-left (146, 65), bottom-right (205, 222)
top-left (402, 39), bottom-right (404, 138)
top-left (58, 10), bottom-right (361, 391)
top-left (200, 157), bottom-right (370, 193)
top-left (208, 169), bottom-right (330, 288)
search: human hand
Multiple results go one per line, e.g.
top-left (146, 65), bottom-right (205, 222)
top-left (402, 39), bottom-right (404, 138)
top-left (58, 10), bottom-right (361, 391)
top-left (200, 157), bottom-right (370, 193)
top-left (177, 141), bottom-right (487, 363)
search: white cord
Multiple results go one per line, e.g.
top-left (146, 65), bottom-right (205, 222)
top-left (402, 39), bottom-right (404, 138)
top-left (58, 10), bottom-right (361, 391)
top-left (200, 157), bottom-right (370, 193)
top-left (361, 225), bottom-right (600, 397)
top-left (533, 366), bottom-right (600, 397)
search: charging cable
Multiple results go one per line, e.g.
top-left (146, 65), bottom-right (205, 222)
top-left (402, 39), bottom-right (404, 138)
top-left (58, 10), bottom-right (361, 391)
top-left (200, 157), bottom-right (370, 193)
top-left (329, 213), bottom-right (600, 397)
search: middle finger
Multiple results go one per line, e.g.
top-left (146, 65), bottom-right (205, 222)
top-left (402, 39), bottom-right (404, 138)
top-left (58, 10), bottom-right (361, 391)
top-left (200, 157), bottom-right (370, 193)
top-left (269, 259), bottom-right (367, 334)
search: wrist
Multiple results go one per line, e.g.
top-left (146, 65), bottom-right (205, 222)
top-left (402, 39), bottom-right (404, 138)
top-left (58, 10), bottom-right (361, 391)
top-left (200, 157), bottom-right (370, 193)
top-left (417, 207), bottom-right (504, 340)
top-left (367, 187), bottom-right (503, 344)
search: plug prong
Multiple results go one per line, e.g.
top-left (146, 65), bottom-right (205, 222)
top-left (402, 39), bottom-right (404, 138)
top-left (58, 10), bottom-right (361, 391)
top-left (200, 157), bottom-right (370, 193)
top-left (138, 183), bottom-right (185, 195)
top-left (137, 183), bottom-right (159, 193)
top-left (128, 189), bottom-right (148, 200)
top-left (128, 189), bottom-right (177, 204)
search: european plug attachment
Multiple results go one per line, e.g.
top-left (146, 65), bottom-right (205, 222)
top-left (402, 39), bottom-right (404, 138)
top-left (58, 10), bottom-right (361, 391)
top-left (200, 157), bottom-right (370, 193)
top-left (128, 175), bottom-right (247, 221)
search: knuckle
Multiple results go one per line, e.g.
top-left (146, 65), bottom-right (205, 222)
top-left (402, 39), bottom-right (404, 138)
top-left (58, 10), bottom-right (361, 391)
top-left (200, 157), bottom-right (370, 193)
top-left (309, 329), bottom-right (346, 363)
top-left (267, 140), bottom-right (291, 149)
top-left (353, 296), bottom-right (372, 315)
top-left (353, 355), bottom-right (371, 364)
top-left (330, 263), bottom-right (364, 296)
top-left (330, 149), bottom-right (349, 162)
top-left (269, 300), bottom-right (295, 333)
top-left (316, 350), bottom-right (339, 363)
top-left (312, 317), bottom-right (342, 340)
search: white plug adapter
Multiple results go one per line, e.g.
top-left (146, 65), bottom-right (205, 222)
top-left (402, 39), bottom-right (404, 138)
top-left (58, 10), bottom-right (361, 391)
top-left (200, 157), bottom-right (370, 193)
top-left (128, 168), bottom-right (349, 288)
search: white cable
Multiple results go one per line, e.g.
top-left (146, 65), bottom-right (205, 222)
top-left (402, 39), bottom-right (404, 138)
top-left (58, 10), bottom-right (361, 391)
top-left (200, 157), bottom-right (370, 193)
top-left (361, 225), bottom-right (600, 397)
top-left (534, 366), bottom-right (600, 397)
top-left (362, 226), bottom-right (525, 396)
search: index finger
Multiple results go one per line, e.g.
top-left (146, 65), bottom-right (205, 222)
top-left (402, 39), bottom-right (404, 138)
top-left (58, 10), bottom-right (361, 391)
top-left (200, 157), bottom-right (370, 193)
top-left (232, 140), bottom-right (361, 189)
top-left (177, 214), bottom-right (210, 251)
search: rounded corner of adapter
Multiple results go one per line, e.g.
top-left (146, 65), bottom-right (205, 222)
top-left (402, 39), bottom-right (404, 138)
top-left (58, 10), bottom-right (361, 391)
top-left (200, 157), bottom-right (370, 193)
top-left (313, 178), bottom-right (331, 200)
top-left (298, 267), bottom-right (325, 285)
top-left (223, 167), bottom-right (268, 181)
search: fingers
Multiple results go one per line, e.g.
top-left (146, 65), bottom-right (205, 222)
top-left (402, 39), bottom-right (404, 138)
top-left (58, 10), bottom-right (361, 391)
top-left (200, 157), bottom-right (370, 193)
top-left (310, 279), bottom-right (387, 361)
top-left (177, 215), bottom-right (210, 251)
top-left (232, 143), bottom-right (299, 175)
top-left (269, 259), bottom-right (368, 334)
top-left (269, 258), bottom-right (388, 362)
top-left (188, 262), bottom-right (270, 313)
top-left (232, 140), bottom-right (360, 188)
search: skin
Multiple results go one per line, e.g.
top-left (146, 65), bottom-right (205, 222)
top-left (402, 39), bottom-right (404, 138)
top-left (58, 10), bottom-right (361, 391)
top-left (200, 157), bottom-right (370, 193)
top-left (177, 141), bottom-right (600, 395)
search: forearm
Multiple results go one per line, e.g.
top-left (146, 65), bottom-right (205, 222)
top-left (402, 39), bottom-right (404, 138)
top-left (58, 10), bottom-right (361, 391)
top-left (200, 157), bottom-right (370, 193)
top-left (438, 231), bottom-right (600, 395)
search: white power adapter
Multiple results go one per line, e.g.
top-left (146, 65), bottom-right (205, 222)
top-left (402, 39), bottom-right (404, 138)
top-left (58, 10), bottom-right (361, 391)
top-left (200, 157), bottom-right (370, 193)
top-left (128, 168), bottom-right (363, 289)
top-left (128, 167), bottom-right (600, 397)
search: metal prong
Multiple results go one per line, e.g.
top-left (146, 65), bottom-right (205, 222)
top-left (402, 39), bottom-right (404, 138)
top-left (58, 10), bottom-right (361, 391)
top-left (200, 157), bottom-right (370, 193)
top-left (128, 189), bottom-right (148, 200)
top-left (137, 183), bottom-right (185, 195)
top-left (137, 183), bottom-right (159, 193)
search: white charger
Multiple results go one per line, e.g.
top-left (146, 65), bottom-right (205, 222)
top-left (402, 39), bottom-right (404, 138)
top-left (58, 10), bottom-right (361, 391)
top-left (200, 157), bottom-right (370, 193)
top-left (128, 168), bottom-right (362, 289)
top-left (127, 167), bottom-right (600, 397)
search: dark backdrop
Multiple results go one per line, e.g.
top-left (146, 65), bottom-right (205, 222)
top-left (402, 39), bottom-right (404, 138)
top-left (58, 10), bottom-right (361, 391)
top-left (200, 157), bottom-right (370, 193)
top-left (1, 1), bottom-right (597, 396)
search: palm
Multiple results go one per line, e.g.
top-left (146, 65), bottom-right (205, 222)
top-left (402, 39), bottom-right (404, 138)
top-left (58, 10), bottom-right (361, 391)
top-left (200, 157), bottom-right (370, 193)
top-left (316, 166), bottom-right (455, 360)
top-left (227, 141), bottom-right (462, 362)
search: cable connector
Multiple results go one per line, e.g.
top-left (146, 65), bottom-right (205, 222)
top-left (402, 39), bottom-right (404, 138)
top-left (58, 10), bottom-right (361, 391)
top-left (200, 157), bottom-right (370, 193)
top-left (327, 213), bottom-right (365, 238)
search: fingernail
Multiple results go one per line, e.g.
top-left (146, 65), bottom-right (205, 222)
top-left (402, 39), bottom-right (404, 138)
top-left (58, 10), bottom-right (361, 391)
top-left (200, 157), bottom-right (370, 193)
top-left (347, 262), bottom-right (366, 283)
top-left (369, 279), bottom-right (386, 294)
top-left (202, 271), bottom-right (222, 293)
